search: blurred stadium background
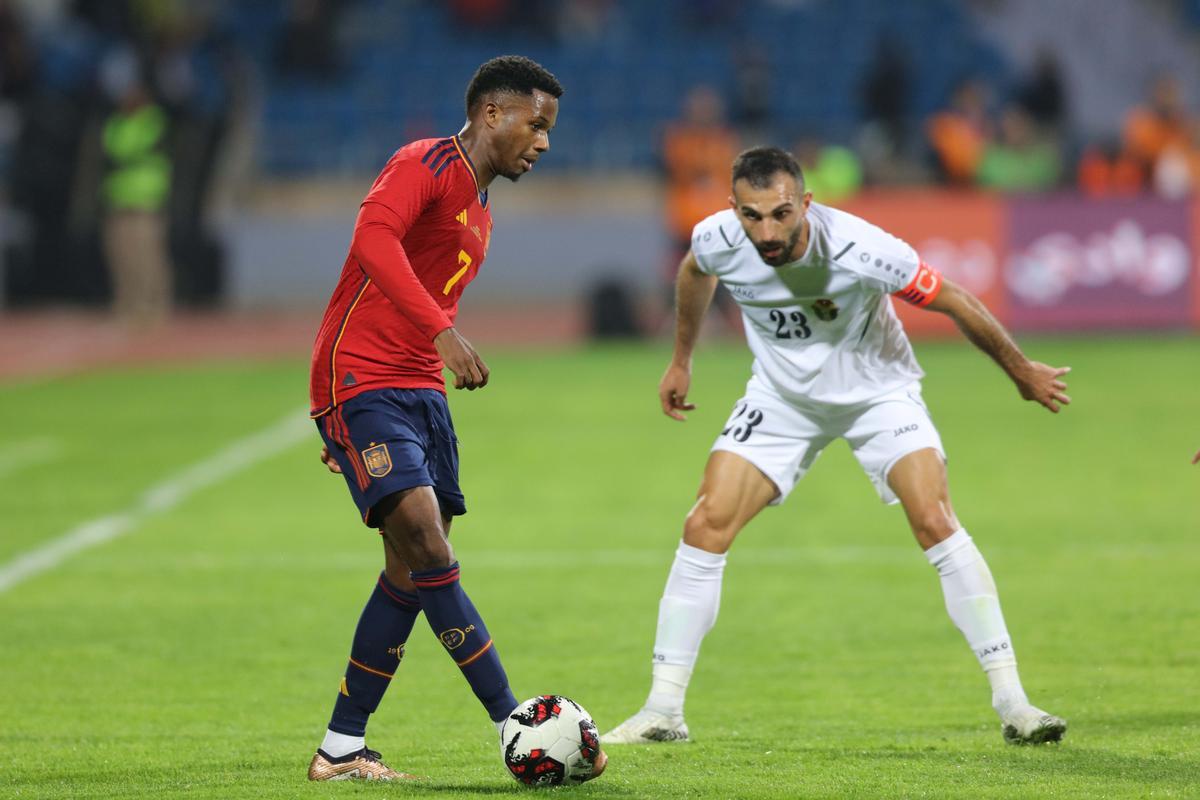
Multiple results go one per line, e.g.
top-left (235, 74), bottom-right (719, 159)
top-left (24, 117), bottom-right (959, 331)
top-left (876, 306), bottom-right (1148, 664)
top-left (1, 0), bottom-right (1200, 364)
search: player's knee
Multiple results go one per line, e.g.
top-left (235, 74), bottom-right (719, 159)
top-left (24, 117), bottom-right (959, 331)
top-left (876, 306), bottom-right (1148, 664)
top-left (404, 532), bottom-right (453, 570)
top-left (909, 506), bottom-right (957, 545)
top-left (682, 498), bottom-right (736, 553)
top-left (382, 521), bottom-right (451, 571)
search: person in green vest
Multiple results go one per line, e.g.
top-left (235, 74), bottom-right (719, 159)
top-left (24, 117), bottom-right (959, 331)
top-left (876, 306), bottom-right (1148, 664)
top-left (102, 74), bottom-right (172, 326)
top-left (795, 137), bottom-right (864, 204)
top-left (976, 105), bottom-right (1061, 192)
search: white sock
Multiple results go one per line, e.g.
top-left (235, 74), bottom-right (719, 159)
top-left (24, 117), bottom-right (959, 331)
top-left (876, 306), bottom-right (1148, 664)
top-left (988, 666), bottom-right (1030, 716)
top-left (647, 663), bottom-right (693, 717)
top-left (320, 729), bottom-right (365, 758)
top-left (645, 542), bottom-right (726, 716)
top-left (924, 529), bottom-right (1027, 713)
top-left (495, 719), bottom-right (505, 735)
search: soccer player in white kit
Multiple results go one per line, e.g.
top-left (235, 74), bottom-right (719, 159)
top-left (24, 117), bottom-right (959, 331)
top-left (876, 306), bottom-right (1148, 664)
top-left (605, 147), bottom-right (1069, 746)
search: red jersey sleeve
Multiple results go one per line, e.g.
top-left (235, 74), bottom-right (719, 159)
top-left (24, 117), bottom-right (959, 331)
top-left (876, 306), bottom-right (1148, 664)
top-left (363, 149), bottom-right (442, 226)
top-left (892, 260), bottom-right (944, 307)
top-left (351, 198), bottom-right (453, 342)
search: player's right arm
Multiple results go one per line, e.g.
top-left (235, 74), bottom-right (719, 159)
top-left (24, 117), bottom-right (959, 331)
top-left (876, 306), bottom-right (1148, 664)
top-left (354, 151), bottom-right (489, 390)
top-left (661, 249), bottom-right (719, 421)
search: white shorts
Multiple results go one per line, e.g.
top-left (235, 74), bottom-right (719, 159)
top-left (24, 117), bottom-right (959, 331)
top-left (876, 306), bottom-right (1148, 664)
top-left (711, 375), bottom-right (945, 505)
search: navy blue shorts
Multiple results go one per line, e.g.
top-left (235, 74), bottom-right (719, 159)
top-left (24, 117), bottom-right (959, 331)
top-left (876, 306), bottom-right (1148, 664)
top-left (317, 388), bottom-right (466, 526)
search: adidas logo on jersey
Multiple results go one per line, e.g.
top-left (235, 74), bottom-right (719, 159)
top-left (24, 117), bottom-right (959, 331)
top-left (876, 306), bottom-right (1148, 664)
top-left (456, 209), bottom-right (468, 226)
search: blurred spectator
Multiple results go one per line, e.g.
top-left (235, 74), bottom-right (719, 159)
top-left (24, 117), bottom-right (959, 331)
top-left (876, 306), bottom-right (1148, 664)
top-left (860, 35), bottom-right (911, 155)
top-left (557, 0), bottom-right (615, 44)
top-left (275, 0), bottom-right (344, 80)
top-left (3, 1), bottom-right (240, 311)
top-left (1122, 73), bottom-right (1193, 191)
top-left (926, 77), bottom-right (992, 186)
top-left (449, 0), bottom-right (512, 30)
top-left (1015, 48), bottom-right (1066, 134)
top-left (857, 35), bottom-right (922, 184)
top-left (0, 0), bottom-right (34, 102)
top-left (660, 84), bottom-right (739, 326)
top-left (976, 104), bottom-right (1061, 192)
top-left (100, 57), bottom-right (172, 326)
top-left (1076, 141), bottom-right (1144, 197)
top-left (662, 85), bottom-right (739, 256)
top-left (450, 0), bottom-right (558, 40)
top-left (1152, 120), bottom-right (1200, 199)
top-left (0, 0), bottom-right (34, 177)
top-left (5, 4), bottom-right (107, 306)
top-left (153, 8), bottom-right (243, 307)
top-left (732, 42), bottom-right (772, 141)
top-left (794, 138), bottom-right (862, 203)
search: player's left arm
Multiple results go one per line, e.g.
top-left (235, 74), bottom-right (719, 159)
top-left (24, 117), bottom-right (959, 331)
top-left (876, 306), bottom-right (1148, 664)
top-left (913, 271), bottom-right (1071, 413)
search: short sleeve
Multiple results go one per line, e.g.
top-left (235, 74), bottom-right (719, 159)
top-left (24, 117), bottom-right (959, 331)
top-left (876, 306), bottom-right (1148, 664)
top-left (892, 261), bottom-right (945, 307)
top-left (690, 211), bottom-right (743, 276)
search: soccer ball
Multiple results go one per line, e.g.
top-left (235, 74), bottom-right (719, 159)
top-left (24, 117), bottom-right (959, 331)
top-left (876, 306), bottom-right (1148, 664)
top-left (501, 695), bottom-right (605, 786)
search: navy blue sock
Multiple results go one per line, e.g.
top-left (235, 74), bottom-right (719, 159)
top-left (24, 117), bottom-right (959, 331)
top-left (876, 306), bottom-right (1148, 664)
top-left (328, 572), bottom-right (422, 736)
top-left (410, 562), bottom-right (517, 722)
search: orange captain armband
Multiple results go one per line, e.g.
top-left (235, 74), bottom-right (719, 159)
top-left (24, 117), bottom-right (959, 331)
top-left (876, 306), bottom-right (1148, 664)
top-left (893, 261), bottom-right (943, 307)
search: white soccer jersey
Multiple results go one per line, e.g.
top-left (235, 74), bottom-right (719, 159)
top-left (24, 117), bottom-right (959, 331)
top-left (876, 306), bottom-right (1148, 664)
top-left (691, 203), bottom-right (941, 406)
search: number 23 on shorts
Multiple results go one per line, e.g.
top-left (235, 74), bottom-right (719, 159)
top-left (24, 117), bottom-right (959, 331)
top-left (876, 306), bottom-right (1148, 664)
top-left (721, 403), bottom-right (764, 442)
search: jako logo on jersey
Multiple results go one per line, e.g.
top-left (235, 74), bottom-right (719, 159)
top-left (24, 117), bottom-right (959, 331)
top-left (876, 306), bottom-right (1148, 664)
top-left (894, 424), bottom-right (919, 437)
top-left (730, 285), bottom-right (756, 300)
top-left (439, 625), bottom-right (476, 650)
top-left (361, 443), bottom-right (392, 477)
top-left (812, 298), bottom-right (838, 321)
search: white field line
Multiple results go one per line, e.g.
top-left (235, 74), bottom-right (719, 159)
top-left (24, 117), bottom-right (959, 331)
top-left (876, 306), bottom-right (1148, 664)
top-left (0, 437), bottom-right (63, 479)
top-left (0, 410), bottom-right (313, 594)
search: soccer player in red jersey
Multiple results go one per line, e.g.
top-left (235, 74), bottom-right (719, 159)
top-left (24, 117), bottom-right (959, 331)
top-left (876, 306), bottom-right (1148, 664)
top-left (306, 56), bottom-right (602, 782)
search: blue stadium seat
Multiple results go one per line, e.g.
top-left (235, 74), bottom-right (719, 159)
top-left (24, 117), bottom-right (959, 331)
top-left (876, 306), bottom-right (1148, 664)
top-left (242, 0), bottom-right (1013, 175)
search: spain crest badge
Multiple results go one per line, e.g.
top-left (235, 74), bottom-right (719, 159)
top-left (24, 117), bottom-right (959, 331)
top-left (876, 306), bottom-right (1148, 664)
top-left (361, 443), bottom-right (392, 478)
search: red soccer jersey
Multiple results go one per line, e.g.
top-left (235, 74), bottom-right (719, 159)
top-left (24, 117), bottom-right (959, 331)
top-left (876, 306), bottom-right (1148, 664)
top-left (310, 136), bottom-right (493, 417)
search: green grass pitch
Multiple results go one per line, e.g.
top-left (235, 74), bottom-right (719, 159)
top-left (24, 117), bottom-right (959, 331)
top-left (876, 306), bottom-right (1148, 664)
top-left (0, 335), bottom-right (1197, 799)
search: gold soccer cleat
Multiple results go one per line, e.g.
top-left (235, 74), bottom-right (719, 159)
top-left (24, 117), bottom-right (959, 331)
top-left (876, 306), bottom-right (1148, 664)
top-left (307, 747), bottom-right (420, 781)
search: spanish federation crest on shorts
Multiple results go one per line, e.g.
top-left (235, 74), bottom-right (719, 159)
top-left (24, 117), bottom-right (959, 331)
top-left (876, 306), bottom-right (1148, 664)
top-left (361, 443), bottom-right (392, 477)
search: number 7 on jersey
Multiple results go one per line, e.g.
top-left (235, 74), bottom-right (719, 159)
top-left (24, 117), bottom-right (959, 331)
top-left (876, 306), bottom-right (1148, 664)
top-left (443, 249), bottom-right (473, 295)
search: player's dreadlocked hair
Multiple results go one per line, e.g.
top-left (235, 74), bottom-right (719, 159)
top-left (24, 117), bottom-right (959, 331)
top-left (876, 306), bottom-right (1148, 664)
top-left (732, 146), bottom-right (806, 191)
top-left (465, 55), bottom-right (564, 115)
